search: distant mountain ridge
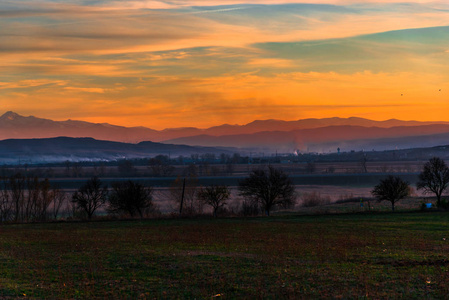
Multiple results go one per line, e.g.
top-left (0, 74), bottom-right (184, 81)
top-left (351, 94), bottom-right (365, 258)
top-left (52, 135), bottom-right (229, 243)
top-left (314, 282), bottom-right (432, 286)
top-left (164, 124), bottom-right (449, 153)
top-left (1, 111), bottom-right (448, 144)
top-left (0, 111), bottom-right (161, 143)
top-left (0, 137), bottom-right (235, 164)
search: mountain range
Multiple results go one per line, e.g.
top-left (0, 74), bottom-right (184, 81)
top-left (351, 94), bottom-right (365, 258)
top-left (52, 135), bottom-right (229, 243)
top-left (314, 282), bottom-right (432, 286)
top-left (0, 137), bottom-right (235, 164)
top-left (2, 111), bottom-right (449, 154)
top-left (165, 124), bottom-right (449, 153)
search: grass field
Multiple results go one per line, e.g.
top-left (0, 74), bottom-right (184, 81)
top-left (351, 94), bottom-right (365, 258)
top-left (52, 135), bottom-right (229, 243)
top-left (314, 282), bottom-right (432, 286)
top-left (1, 212), bottom-right (449, 299)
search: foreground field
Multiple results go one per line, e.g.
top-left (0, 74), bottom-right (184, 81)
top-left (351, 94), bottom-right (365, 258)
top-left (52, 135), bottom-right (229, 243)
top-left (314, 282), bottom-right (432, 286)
top-left (1, 213), bottom-right (449, 299)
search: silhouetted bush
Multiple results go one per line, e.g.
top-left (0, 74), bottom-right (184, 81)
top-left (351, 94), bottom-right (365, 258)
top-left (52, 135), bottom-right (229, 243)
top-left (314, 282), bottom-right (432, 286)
top-left (301, 192), bottom-right (331, 207)
top-left (108, 180), bottom-right (157, 218)
top-left (240, 200), bottom-right (259, 216)
top-left (439, 199), bottom-right (449, 210)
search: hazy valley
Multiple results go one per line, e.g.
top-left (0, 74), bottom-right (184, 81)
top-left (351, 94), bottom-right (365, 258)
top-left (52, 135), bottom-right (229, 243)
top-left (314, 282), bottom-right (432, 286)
top-left (3, 111), bottom-right (449, 163)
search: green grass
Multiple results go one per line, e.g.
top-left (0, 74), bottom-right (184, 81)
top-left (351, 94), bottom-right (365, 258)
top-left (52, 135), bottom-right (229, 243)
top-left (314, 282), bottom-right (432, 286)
top-left (1, 213), bottom-right (449, 298)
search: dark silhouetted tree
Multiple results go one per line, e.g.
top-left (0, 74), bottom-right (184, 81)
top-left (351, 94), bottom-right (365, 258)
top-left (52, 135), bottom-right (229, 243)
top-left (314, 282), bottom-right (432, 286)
top-left (305, 162), bottom-right (316, 174)
top-left (108, 180), bottom-right (155, 218)
top-left (1, 174), bottom-right (64, 222)
top-left (64, 160), bottom-right (71, 177)
top-left (27, 177), bottom-right (52, 222)
top-left (50, 187), bottom-right (66, 220)
top-left (372, 175), bottom-right (410, 212)
top-left (417, 157), bottom-right (449, 207)
top-left (93, 163), bottom-right (107, 177)
top-left (149, 155), bottom-right (174, 177)
top-left (72, 177), bottom-right (107, 220)
top-left (0, 177), bottom-right (12, 222)
top-left (9, 173), bottom-right (26, 222)
top-left (183, 163), bottom-right (198, 177)
top-left (225, 162), bottom-right (234, 175)
top-left (118, 160), bottom-right (136, 177)
top-left (198, 185), bottom-right (230, 217)
top-left (71, 162), bottom-right (83, 177)
top-left (360, 154), bottom-right (368, 173)
top-left (232, 153), bottom-right (241, 164)
top-left (238, 166), bottom-right (296, 216)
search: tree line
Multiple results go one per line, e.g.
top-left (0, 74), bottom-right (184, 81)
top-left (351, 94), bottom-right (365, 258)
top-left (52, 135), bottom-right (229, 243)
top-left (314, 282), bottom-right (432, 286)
top-left (0, 174), bottom-right (65, 223)
top-left (1, 156), bottom-right (448, 222)
top-left (0, 165), bottom-right (297, 223)
top-left (71, 165), bottom-right (297, 220)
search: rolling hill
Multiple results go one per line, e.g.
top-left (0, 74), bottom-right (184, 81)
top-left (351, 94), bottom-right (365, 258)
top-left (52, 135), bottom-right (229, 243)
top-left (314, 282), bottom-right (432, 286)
top-left (0, 137), bottom-right (235, 164)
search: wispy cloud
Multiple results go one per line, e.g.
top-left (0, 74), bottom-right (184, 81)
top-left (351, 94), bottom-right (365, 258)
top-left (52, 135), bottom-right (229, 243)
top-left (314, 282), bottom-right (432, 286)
top-left (1, 1), bottom-right (449, 128)
top-left (63, 87), bottom-right (106, 94)
top-left (0, 79), bottom-right (66, 90)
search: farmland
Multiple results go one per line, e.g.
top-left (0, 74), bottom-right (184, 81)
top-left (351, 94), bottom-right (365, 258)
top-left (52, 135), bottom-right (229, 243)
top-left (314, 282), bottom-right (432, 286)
top-left (2, 212), bottom-right (449, 298)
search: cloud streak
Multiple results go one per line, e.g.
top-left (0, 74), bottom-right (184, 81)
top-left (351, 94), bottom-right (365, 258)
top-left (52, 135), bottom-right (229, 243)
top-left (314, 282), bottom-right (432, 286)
top-left (1, 1), bottom-right (449, 128)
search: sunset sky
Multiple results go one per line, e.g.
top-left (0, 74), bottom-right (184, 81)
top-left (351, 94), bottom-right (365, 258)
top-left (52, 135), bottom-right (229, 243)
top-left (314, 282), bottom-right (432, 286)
top-left (1, 0), bottom-right (449, 129)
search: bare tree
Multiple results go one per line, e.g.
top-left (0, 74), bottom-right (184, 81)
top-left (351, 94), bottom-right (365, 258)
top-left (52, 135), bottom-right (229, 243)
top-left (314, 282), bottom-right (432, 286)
top-left (0, 177), bottom-right (12, 223)
top-left (24, 176), bottom-right (53, 222)
top-left (417, 157), bottom-right (449, 207)
top-left (93, 163), bottom-right (107, 177)
top-left (64, 160), bottom-right (71, 177)
top-left (305, 162), bottom-right (316, 174)
top-left (225, 163), bottom-right (234, 176)
top-left (211, 166), bottom-right (220, 176)
top-left (31, 177), bottom-right (52, 222)
top-left (24, 176), bottom-right (39, 221)
top-left (71, 163), bottom-right (83, 178)
top-left (50, 187), bottom-right (66, 220)
top-left (238, 166), bottom-right (296, 216)
top-left (72, 177), bottom-right (108, 220)
top-left (149, 155), bottom-right (174, 177)
top-left (372, 175), bottom-right (410, 212)
top-left (183, 164), bottom-right (198, 177)
top-left (360, 154), bottom-right (368, 173)
top-left (198, 162), bottom-right (210, 176)
top-left (9, 173), bottom-right (26, 222)
top-left (108, 180), bottom-right (155, 218)
top-left (2, 174), bottom-right (56, 222)
top-left (118, 160), bottom-right (136, 177)
top-left (198, 185), bottom-right (230, 217)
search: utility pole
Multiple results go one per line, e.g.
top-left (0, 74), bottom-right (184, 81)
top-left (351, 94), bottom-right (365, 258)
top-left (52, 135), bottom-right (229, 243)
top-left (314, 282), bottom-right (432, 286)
top-left (179, 177), bottom-right (186, 215)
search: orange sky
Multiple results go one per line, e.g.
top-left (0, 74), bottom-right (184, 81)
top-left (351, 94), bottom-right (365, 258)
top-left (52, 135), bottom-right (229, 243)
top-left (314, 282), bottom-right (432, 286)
top-left (1, 0), bottom-right (449, 129)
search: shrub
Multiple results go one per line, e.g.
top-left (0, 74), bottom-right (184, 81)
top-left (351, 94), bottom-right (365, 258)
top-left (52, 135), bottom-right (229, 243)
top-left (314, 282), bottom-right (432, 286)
top-left (240, 200), bottom-right (259, 216)
top-left (301, 192), bottom-right (331, 208)
top-left (440, 199), bottom-right (449, 210)
top-left (420, 201), bottom-right (433, 211)
top-left (335, 197), bottom-right (361, 204)
top-left (108, 180), bottom-right (156, 218)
